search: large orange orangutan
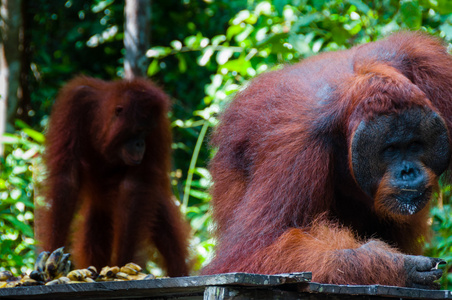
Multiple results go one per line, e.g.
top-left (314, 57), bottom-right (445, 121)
top-left (37, 76), bottom-right (190, 277)
top-left (202, 32), bottom-right (452, 288)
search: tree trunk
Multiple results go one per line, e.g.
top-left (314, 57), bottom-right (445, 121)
top-left (124, 0), bottom-right (151, 79)
top-left (0, 0), bottom-right (23, 155)
top-left (17, 0), bottom-right (30, 125)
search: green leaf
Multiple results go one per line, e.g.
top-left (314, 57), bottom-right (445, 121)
top-left (400, 0), bottom-right (422, 29)
top-left (189, 189), bottom-right (211, 201)
top-left (193, 167), bottom-right (211, 179)
top-left (331, 27), bottom-right (350, 45)
top-left (2, 215), bottom-right (33, 237)
top-left (291, 14), bottom-right (320, 32)
top-left (146, 46), bottom-right (171, 58)
top-left (211, 35), bottom-right (225, 47)
top-left (312, 0), bottom-right (327, 10)
top-left (147, 59), bottom-right (160, 76)
top-left (14, 120), bottom-right (30, 129)
top-left (273, 0), bottom-right (289, 15)
top-left (348, 0), bottom-right (370, 13)
top-left (184, 35), bottom-right (198, 48)
top-left (222, 59), bottom-right (252, 76)
top-left (216, 48), bottom-right (234, 65)
top-left (440, 23), bottom-right (452, 40)
top-left (235, 24), bottom-right (254, 43)
top-left (255, 1), bottom-right (272, 16)
top-left (226, 25), bottom-right (244, 40)
top-left (22, 128), bottom-right (45, 143)
top-left (288, 34), bottom-right (311, 55)
top-left (91, 0), bottom-right (114, 13)
top-left (232, 10), bottom-right (251, 25)
top-left (176, 54), bottom-right (187, 73)
top-left (198, 47), bottom-right (214, 66)
top-left (437, 0), bottom-right (452, 14)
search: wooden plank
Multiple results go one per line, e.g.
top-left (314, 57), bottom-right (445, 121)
top-left (0, 273), bottom-right (311, 300)
top-left (306, 282), bottom-right (452, 299)
top-left (0, 273), bottom-right (451, 300)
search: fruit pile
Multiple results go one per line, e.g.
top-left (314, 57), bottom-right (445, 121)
top-left (0, 247), bottom-right (155, 288)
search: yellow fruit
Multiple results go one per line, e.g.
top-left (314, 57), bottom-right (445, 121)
top-left (0, 271), bottom-right (13, 281)
top-left (45, 277), bottom-right (70, 285)
top-left (115, 272), bottom-right (130, 280)
top-left (34, 251), bottom-right (50, 272)
top-left (120, 266), bottom-right (138, 275)
top-left (125, 262), bottom-right (142, 272)
top-left (106, 266), bottom-right (120, 278)
top-left (45, 247), bottom-right (65, 277)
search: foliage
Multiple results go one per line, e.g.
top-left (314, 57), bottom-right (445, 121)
top-left (0, 121), bottom-right (44, 274)
top-left (425, 185), bottom-right (452, 289)
top-left (25, 0), bottom-right (124, 126)
top-left (1, 0), bottom-right (452, 288)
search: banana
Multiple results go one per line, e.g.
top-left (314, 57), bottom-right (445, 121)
top-left (115, 272), bottom-right (130, 280)
top-left (87, 266), bottom-right (98, 279)
top-left (120, 266), bottom-right (138, 275)
top-left (55, 253), bottom-right (71, 278)
top-left (0, 271), bottom-right (12, 281)
top-left (34, 251), bottom-right (50, 272)
top-left (99, 266), bottom-right (110, 277)
top-left (105, 266), bottom-right (120, 278)
top-left (29, 270), bottom-right (46, 282)
top-left (5, 282), bottom-right (18, 288)
top-left (144, 273), bottom-right (156, 280)
top-left (97, 277), bottom-right (114, 282)
top-left (63, 260), bottom-right (72, 276)
top-left (129, 273), bottom-right (148, 280)
top-left (125, 262), bottom-right (142, 272)
top-left (19, 277), bottom-right (40, 286)
top-left (67, 269), bottom-right (92, 281)
top-left (67, 270), bottom-right (84, 281)
top-left (45, 247), bottom-right (65, 278)
top-left (1, 260), bottom-right (156, 288)
top-left (45, 276), bottom-right (70, 285)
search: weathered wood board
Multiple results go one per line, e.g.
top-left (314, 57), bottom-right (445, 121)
top-left (0, 272), bottom-right (450, 300)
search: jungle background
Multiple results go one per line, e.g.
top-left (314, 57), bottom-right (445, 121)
top-left (1, 0), bottom-right (452, 289)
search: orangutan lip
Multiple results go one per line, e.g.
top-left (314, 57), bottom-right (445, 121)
top-left (127, 157), bottom-right (142, 165)
top-left (394, 187), bottom-right (431, 215)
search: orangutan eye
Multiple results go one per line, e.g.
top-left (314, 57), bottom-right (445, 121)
top-left (115, 106), bottom-right (124, 116)
top-left (384, 145), bottom-right (395, 153)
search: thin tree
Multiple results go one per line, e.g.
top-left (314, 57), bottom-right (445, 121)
top-left (124, 0), bottom-right (151, 79)
top-left (0, 0), bottom-right (23, 155)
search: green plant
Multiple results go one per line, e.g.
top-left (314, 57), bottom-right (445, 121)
top-left (425, 184), bottom-right (452, 289)
top-left (0, 121), bottom-right (45, 275)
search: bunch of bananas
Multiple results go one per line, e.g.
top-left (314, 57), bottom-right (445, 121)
top-left (43, 262), bottom-right (154, 285)
top-left (97, 263), bottom-right (155, 281)
top-left (30, 247), bottom-right (72, 282)
top-left (0, 247), bottom-right (70, 288)
top-left (0, 271), bottom-right (40, 288)
top-left (0, 248), bottom-right (156, 288)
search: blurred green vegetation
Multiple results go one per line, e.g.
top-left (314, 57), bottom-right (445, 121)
top-left (1, 0), bottom-right (452, 288)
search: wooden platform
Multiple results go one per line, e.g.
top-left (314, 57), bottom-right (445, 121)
top-left (0, 272), bottom-right (451, 300)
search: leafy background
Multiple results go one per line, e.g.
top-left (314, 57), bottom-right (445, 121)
top-left (1, 0), bottom-right (452, 288)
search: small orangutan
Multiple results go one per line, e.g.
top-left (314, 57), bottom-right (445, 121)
top-left (202, 31), bottom-right (452, 288)
top-left (36, 76), bottom-right (190, 277)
